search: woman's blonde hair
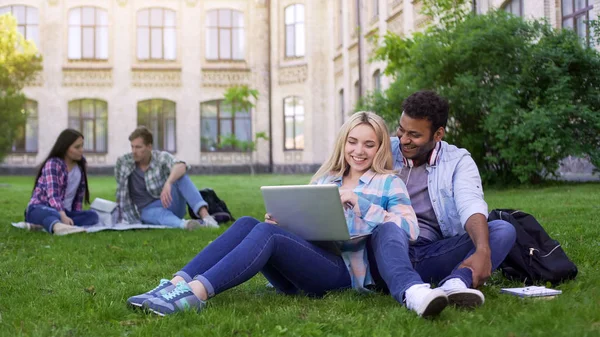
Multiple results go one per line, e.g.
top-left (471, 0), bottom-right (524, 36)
top-left (311, 111), bottom-right (393, 183)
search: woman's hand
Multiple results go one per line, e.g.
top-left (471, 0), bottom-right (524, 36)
top-left (339, 190), bottom-right (359, 210)
top-left (60, 211), bottom-right (74, 226)
top-left (264, 213), bottom-right (278, 225)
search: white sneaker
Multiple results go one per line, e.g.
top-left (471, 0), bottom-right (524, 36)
top-left (184, 219), bottom-right (203, 230)
top-left (405, 284), bottom-right (448, 317)
top-left (201, 215), bottom-right (219, 228)
top-left (52, 223), bottom-right (86, 236)
top-left (439, 278), bottom-right (485, 308)
top-left (25, 222), bottom-right (44, 231)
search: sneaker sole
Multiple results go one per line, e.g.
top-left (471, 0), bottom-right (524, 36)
top-left (420, 295), bottom-right (449, 318)
top-left (54, 228), bottom-right (86, 236)
top-left (447, 290), bottom-right (484, 308)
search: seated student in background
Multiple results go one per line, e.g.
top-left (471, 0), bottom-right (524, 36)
top-left (367, 90), bottom-right (517, 317)
top-left (115, 126), bottom-right (218, 230)
top-left (25, 128), bottom-right (98, 236)
top-left (126, 111), bottom-right (420, 316)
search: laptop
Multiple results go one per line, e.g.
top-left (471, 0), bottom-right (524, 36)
top-left (261, 184), bottom-right (369, 241)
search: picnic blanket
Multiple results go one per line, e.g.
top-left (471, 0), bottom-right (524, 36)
top-left (12, 222), bottom-right (169, 233)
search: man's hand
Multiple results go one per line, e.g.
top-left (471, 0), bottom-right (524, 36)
top-left (60, 212), bottom-right (74, 226)
top-left (264, 213), bottom-right (278, 225)
top-left (339, 190), bottom-right (359, 210)
top-left (459, 248), bottom-right (492, 288)
top-left (161, 182), bottom-right (173, 208)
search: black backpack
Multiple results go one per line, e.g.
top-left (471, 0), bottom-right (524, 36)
top-left (488, 209), bottom-right (578, 285)
top-left (188, 188), bottom-right (235, 224)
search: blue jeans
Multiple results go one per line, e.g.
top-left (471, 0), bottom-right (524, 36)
top-left (25, 204), bottom-right (99, 234)
top-left (367, 220), bottom-right (516, 304)
top-left (175, 216), bottom-right (351, 298)
top-left (139, 175), bottom-right (208, 228)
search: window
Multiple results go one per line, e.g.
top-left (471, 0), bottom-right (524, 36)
top-left (68, 99), bottom-right (108, 153)
top-left (68, 7), bottom-right (108, 60)
top-left (372, 0), bottom-right (379, 19)
top-left (354, 80), bottom-right (360, 105)
top-left (562, 0), bottom-right (592, 43)
top-left (201, 100), bottom-right (251, 151)
top-left (337, 0), bottom-right (343, 46)
top-left (0, 5), bottom-right (39, 49)
top-left (285, 4), bottom-right (305, 58)
top-left (502, 0), bottom-right (522, 16)
top-left (11, 99), bottom-right (38, 153)
top-left (206, 9), bottom-right (245, 60)
top-left (283, 97), bottom-right (304, 150)
top-left (339, 89), bottom-right (345, 125)
top-left (137, 8), bottom-right (176, 61)
top-left (373, 70), bottom-right (381, 92)
top-left (137, 99), bottom-right (176, 152)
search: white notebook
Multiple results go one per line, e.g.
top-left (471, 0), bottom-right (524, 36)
top-left (500, 286), bottom-right (562, 298)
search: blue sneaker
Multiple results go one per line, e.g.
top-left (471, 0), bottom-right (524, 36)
top-left (127, 279), bottom-right (175, 308)
top-left (143, 281), bottom-right (206, 316)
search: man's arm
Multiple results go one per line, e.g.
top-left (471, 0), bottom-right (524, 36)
top-left (460, 214), bottom-right (491, 288)
top-left (160, 162), bottom-right (187, 208)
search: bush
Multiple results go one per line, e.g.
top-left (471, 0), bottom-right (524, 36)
top-left (361, 10), bottom-right (600, 184)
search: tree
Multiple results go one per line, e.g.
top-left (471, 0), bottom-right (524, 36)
top-left (220, 85), bottom-right (269, 175)
top-left (0, 14), bottom-right (43, 162)
top-left (361, 10), bottom-right (600, 184)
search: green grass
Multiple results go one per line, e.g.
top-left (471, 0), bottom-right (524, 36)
top-left (0, 175), bottom-right (599, 337)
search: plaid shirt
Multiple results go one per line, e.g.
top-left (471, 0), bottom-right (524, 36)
top-left (28, 157), bottom-right (86, 212)
top-left (314, 170), bottom-right (419, 290)
top-left (115, 150), bottom-right (188, 223)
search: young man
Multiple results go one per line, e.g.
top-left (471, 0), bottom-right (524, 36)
top-left (115, 126), bottom-right (218, 230)
top-left (368, 90), bottom-right (516, 317)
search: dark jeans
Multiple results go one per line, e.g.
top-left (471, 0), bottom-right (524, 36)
top-left (367, 220), bottom-right (516, 304)
top-left (176, 216), bottom-right (351, 298)
top-left (25, 204), bottom-right (99, 234)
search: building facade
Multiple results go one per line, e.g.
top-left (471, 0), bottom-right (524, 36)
top-left (1, 0), bottom-right (597, 173)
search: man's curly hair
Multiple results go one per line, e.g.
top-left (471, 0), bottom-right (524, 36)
top-left (402, 91), bottom-right (449, 134)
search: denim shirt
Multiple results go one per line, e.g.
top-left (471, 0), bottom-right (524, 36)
top-left (390, 137), bottom-right (488, 238)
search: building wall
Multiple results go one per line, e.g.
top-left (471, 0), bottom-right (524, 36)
top-left (2, 0), bottom-right (597, 171)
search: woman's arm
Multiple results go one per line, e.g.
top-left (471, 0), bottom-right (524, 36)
top-left (42, 159), bottom-right (66, 212)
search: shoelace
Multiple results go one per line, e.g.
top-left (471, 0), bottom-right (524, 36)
top-left (163, 282), bottom-right (191, 300)
top-left (149, 279), bottom-right (169, 293)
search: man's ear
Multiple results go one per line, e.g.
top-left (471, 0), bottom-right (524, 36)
top-left (434, 127), bottom-right (445, 142)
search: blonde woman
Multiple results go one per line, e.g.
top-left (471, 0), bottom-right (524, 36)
top-left (127, 112), bottom-right (425, 316)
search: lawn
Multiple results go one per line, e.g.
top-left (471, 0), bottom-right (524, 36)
top-left (0, 175), bottom-right (599, 337)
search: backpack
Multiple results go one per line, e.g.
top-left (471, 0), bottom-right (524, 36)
top-left (188, 188), bottom-right (235, 224)
top-left (488, 209), bottom-right (578, 285)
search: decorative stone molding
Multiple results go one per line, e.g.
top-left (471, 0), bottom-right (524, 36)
top-left (348, 45), bottom-right (359, 68)
top-left (62, 68), bottom-right (113, 87)
top-left (3, 154), bottom-right (37, 165)
top-left (26, 72), bottom-right (44, 87)
top-left (201, 69), bottom-right (252, 87)
top-left (278, 64), bottom-right (307, 85)
top-left (254, 0), bottom-right (267, 7)
top-left (185, 0), bottom-right (198, 7)
top-left (284, 151), bottom-right (303, 163)
top-left (334, 55), bottom-right (343, 77)
top-left (131, 69), bottom-right (181, 87)
top-left (386, 11), bottom-right (404, 35)
top-left (200, 152), bottom-right (252, 165)
top-left (47, 0), bottom-right (58, 6)
top-left (85, 154), bottom-right (108, 164)
top-left (116, 0), bottom-right (127, 7)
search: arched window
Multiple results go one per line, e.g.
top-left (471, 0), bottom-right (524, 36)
top-left (68, 7), bottom-right (108, 60)
top-left (562, 0), bottom-right (592, 44)
top-left (372, 70), bottom-right (381, 92)
top-left (283, 96), bottom-right (304, 150)
top-left (0, 5), bottom-right (39, 48)
top-left (206, 9), bottom-right (245, 60)
top-left (68, 99), bottom-right (108, 153)
top-left (137, 99), bottom-right (176, 152)
top-left (284, 4), bottom-right (305, 57)
top-left (200, 100), bottom-right (251, 151)
top-left (11, 99), bottom-right (38, 153)
top-left (137, 8), bottom-right (176, 60)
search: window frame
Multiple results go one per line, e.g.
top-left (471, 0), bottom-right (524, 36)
top-left (0, 5), bottom-right (40, 49)
top-left (137, 99), bottom-right (177, 152)
top-left (372, 69), bottom-right (381, 92)
top-left (283, 96), bottom-right (305, 151)
top-left (205, 9), bottom-right (245, 61)
top-left (10, 99), bottom-right (38, 154)
top-left (339, 88), bottom-right (345, 125)
top-left (501, 0), bottom-right (523, 17)
top-left (284, 4), bottom-right (305, 58)
top-left (562, 0), bottom-right (593, 44)
top-left (200, 99), bottom-right (252, 152)
top-left (136, 7), bottom-right (177, 61)
top-left (67, 6), bottom-right (109, 60)
top-left (337, 0), bottom-right (343, 47)
top-left (68, 99), bottom-right (108, 154)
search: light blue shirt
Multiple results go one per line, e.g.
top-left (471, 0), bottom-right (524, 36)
top-left (390, 138), bottom-right (488, 238)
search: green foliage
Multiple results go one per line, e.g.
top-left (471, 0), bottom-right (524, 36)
top-left (361, 10), bottom-right (600, 184)
top-left (0, 14), bottom-right (42, 161)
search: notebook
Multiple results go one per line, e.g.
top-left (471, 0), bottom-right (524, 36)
top-left (500, 286), bottom-right (562, 298)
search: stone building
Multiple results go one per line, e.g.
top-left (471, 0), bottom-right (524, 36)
top-left (1, 0), bottom-right (597, 173)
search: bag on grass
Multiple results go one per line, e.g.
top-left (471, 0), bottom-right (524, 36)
top-left (488, 209), bottom-right (578, 285)
top-left (187, 188), bottom-right (235, 224)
